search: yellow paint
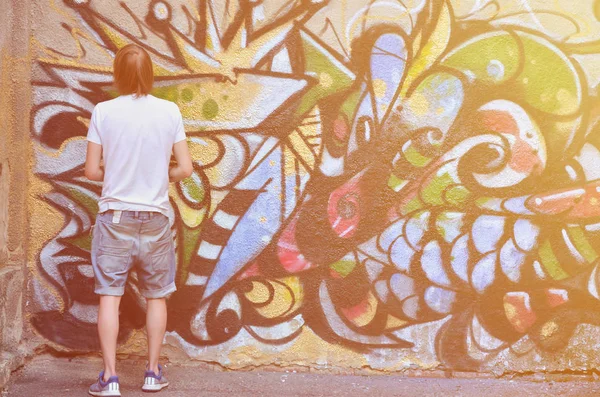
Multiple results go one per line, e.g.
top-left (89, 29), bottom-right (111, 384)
top-left (244, 277), bottom-right (304, 319)
top-left (245, 281), bottom-right (271, 304)
top-left (25, 0), bottom-right (600, 374)
top-left (541, 321), bottom-right (559, 339)
top-left (372, 78), bottom-right (387, 99)
top-left (169, 184), bottom-right (205, 228)
top-left (287, 130), bottom-right (316, 170)
top-left (385, 314), bottom-right (407, 330)
top-left (399, 1), bottom-right (452, 99)
top-left (319, 72), bottom-right (333, 88)
top-left (187, 138), bottom-right (221, 166)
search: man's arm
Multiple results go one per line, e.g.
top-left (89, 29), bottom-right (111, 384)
top-left (84, 142), bottom-right (104, 181)
top-left (169, 140), bottom-right (193, 183)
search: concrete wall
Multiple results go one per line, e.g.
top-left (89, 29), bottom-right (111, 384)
top-left (24, 0), bottom-right (600, 375)
top-left (0, 0), bottom-right (31, 389)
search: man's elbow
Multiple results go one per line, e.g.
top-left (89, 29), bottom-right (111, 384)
top-left (182, 162), bottom-right (193, 179)
top-left (84, 167), bottom-right (99, 181)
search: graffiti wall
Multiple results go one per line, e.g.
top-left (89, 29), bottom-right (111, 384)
top-left (28, 0), bottom-right (600, 372)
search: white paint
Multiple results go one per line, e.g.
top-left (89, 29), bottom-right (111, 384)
top-left (185, 273), bottom-right (208, 286)
top-left (153, 2), bottom-right (170, 21)
top-left (319, 147), bottom-right (344, 177)
top-left (271, 48), bottom-right (293, 74)
top-left (197, 241), bottom-right (222, 260)
top-left (213, 210), bottom-right (239, 230)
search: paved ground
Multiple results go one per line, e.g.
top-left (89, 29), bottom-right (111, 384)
top-left (2, 355), bottom-right (600, 396)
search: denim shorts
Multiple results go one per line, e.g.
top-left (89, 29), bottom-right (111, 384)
top-left (91, 210), bottom-right (177, 299)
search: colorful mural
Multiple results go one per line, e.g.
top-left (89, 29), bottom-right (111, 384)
top-left (30, 0), bottom-right (600, 371)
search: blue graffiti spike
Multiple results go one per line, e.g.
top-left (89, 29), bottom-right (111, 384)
top-left (369, 33), bottom-right (407, 123)
top-left (201, 144), bottom-right (298, 300)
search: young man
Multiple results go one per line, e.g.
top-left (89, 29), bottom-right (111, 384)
top-left (85, 44), bottom-right (193, 396)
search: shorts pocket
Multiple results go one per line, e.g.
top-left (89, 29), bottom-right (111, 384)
top-left (97, 235), bottom-right (133, 273)
top-left (149, 235), bottom-right (174, 272)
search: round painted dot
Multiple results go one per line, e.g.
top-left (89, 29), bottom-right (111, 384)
top-left (202, 99), bottom-right (219, 120)
top-left (153, 2), bottom-right (170, 20)
top-left (181, 88), bottom-right (194, 103)
top-left (486, 60), bottom-right (505, 81)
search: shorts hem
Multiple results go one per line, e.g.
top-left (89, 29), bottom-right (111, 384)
top-left (140, 282), bottom-right (177, 299)
top-left (95, 286), bottom-right (125, 296)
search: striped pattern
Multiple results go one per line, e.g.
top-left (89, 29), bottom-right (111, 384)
top-left (186, 189), bottom-right (262, 286)
top-left (142, 375), bottom-right (168, 392)
top-left (88, 379), bottom-right (120, 397)
top-left (145, 377), bottom-right (156, 385)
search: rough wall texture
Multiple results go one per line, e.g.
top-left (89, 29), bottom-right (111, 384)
top-left (25, 0), bottom-right (600, 375)
top-left (0, 0), bottom-right (31, 389)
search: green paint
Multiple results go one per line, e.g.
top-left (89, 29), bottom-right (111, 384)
top-left (387, 173), bottom-right (408, 192)
top-left (202, 99), bottom-right (219, 120)
top-left (330, 259), bottom-right (356, 278)
top-left (64, 233), bottom-right (92, 252)
top-left (181, 176), bottom-right (205, 204)
top-left (567, 226), bottom-right (598, 263)
top-left (181, 88), bottom-right (194, 103)
top-left (442, 32), bottom-right (520, 85)
top-left (104, 88), bottom-right (120, 99)
top-left (340, 89), bottom-right (363, 121)
top-left (539, 239), bottom-right (569, 280)
top-left (401, 197), bottom-right (423, 215)
top-left (445, 185), bottom-right (470, 206)
top-left (519, 34), bottom-right (580, 116)
top-left (475, 197), bottom-right (492, 206)
top-left (295, 30), bottom-right (355, 118)
top-left (152, 86), bottom-right (179, 102)
top-left (421, 172), bottom-right (454, 206)
top-left (63, 186), bottom-right (99, 216)
top-left (179, 226), bottom-right (204, 285)
top-left (403, 145), bottom-right (431, 167)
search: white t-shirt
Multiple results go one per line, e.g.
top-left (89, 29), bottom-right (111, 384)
top-left (86, 94), bottom-right (187, 216)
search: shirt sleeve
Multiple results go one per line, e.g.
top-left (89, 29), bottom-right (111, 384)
top-left (86, 105), bottom-right (102, 145)
top-left (173, 106), bottom-right (187, 143)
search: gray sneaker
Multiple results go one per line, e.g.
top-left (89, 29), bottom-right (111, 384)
top-left (89, 371), bottom-right (121, 396)
top-left (142, 364), bottom-right (169, 392)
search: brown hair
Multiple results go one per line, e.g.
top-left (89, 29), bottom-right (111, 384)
top-left (113, 44), bottom-right (154, 96)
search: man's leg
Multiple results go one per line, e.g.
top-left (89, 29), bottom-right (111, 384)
top-left (98, 295), bottom-right (121, 381)
top-left (146, 297), bottom-right (167, 374)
